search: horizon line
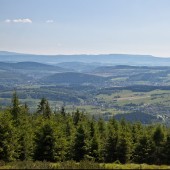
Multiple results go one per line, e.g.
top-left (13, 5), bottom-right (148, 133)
top-left (0, 50), bottom-right (166, 58)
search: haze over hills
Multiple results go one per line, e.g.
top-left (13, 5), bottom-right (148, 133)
top-left (40, 72), bottom-right (109, 85)
top-left (56, 62), bottom-right (102, 72)
top-left (1, 52), bottom-right (170, 124)
top-left (0, 61), bottom-right (69, 72)
top-left (1, 51), bottom-right (170, 66)
top-left (0, 51), bottom-right (22, 55)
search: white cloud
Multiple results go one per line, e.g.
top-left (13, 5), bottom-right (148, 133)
top-left (13, 18), bottom-right (32, 23)
top-left (5, 19), bottom-right (11, 23)
top-left (5, 18), bottom-right (32, 23)
top-left (46, 20), bottom-right (54, 23)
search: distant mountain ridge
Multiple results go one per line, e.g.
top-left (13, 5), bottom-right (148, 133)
top-left (0, 61), bottom-right (70, 72)
top-left (0, 51), bottom-right (25, 55)
top-left (1, 51), bottom-right (170, 66)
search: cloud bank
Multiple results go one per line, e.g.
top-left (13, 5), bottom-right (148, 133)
top-left (5, 18), bottom-right (32, 23)
top-left (5, 19), bottom-right (11, 23)
top-left (46, 20), bottom-right (54, 23)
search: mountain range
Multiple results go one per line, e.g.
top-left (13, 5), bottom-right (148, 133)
top-left (1, 51), bottom-right (170, 66)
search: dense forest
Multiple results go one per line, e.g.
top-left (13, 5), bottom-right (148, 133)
top-left (0, 92), bottom-right (170, 166)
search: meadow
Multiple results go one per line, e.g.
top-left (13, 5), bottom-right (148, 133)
top-left (1, 161), bottom-right (170, 169)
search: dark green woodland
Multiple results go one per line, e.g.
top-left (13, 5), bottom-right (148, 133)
top-left (0, 92), bottom-right (170, 166)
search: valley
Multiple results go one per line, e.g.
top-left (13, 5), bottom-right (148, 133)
top-left (1, 52), bottom-right (170, 125)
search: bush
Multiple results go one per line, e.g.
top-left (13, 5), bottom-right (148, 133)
top-left (59, 160), bottom-right (105, 169)
top-left (8, 161), bottom-right (55, 169)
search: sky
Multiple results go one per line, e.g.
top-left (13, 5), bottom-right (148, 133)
top-left (0, 0), bottom-right (170, 57)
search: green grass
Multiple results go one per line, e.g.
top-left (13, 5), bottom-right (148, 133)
top-left (105, 163), bottom-right (170, 169)
top-left (1, 161), bottom-right (170, 169)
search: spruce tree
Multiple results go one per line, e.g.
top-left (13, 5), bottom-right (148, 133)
top-left (73, 124), bottom-right (86, 161)
top-left (97, 118), bottom-right (106, 162)
top-left (131, 122), bottom-right (143, 144)
top-left (116, 133), bottom-right (131, 164)
top-left (0, 111), bottom-right (19, 161)
top-left (64, 117), bottom-right (76, 160)
top-left (11, 91), bottom-right (20, 121)
top-left (34, 119), bottom-right (67, 162)
top-left (34, 122), bottom-right (57, 162)
top-left (88, 120), bottom-right (99, 161)
top-left (37, 98), bottom-right (47, 115)
top-left (132, 134), bottom-right (155, 164)
top-left (17, 111), bottom-right (34, 161)
top-left (37, 98), bottom-right (52, 119)
top-left (164, 135), bottom-right (170, 164)
top-left (73, 109), bottom-right (81, 126)
top-left (44, 101), bottom-right (52, 119)
top-left (61, 106), bottom-right (66, 117)
top-left (152, 125), bottom-right (165, 164)
top-left (104, 126), bottom-right (118, 163)
top-left (153, 125), bottom-right (165, 146)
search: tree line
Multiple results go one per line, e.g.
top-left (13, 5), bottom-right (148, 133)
top-left (0, 92), bottom-right (170, 165)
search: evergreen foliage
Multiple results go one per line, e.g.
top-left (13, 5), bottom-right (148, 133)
top-left (34, 122), bottom-right (57, 162)
top-left (0, 94), bottom-right (170, 165)
top-left (73, 124), bottom-right (87, 161)
top-left (0, 111), bottom-right (19, 161)
top-left (10, 91), bottom-right (21, 121)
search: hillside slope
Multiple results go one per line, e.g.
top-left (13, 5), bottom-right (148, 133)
top-left (41, 72), bottom-right (108, 84)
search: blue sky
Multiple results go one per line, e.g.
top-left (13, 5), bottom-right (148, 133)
top-left (0, 0), bottom-right (170, 57)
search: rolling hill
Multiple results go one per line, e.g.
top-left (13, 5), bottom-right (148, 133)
top-left (40, 72), bottom-right (108, 84)
top-left (56, 62), bottom-right (101, 72)
top-left (0, 61), bottom-right (69, 72)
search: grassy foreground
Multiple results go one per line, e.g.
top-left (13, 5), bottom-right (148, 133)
top-left (0, 161), bottom-right (170, 169)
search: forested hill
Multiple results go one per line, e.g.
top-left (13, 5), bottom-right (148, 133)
top-left (1, 51), bottom-right (170, 66)
top-left (0, 61), bottom-right (69, 72)
top-left (40, 72), bottom-right (108, 84)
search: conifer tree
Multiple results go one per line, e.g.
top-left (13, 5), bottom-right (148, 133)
top-left (24, 102), bottom-right (29, 113)
top-left (115, 118), bottom-right (132, 163)
top-left (34, 119), bottom-right (67, 162)
top-left (87, 120), bottom-right (99, 161)
top-left (164, 134), bottom-right (170, 164)
top-left (116, 132), bottom-right (131, 164)
top-left (37, 98), bottom-right (47, 115)
top-left (132, 134), bottom-right (155, 164)
top-left (17, 112), bottom-right (34, 161)
top-left (61, 106), bottom-right (66, 117)
top-left (97, 118), bottom-right (106, 162)
top-left (11, 91), bottom-right (20, 121)
top-left (152, 125), bottom-right (165, 164)
top-left (37, 98), bottom-right (52, 119)
top-left (34, 122), bottom-right (57, 162)
top-left (104, 125), bottom-right (118, 163)
top-left (44, 101), bottom-right (52, 119)
top-left (0, 111), bottom-right (19, 161)
top-left (73, 109), bottom-right (81, 126)
top-left (131, 122), bottom-right (143, 144)
top-left (73, 124), bottom-right (86, 161)
top-left (153, 125), bottom-right (165, 146)
top-left (64, 117), bottom-right (76, 160)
